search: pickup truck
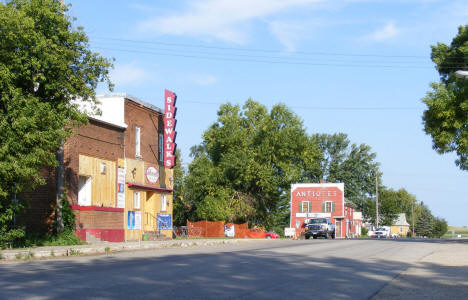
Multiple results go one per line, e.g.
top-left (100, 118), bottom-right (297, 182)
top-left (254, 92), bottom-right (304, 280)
top-left (305, 218), bottom-right (335, 239)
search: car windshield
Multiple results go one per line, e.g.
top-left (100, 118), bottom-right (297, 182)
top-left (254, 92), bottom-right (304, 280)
top-left (309, 218), bottom-right (327, 224)
top-left (376, 227), bottom-right (386, 231)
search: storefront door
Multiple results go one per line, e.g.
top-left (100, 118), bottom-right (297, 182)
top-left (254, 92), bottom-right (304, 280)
top-left (335, 219), bottom-right (342, 238)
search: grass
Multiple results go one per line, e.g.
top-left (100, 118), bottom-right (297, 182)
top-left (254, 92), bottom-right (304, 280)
top-left (15, 230), bottom-right (86, 248)
top-left (442, 226), bottom-right (468, 238)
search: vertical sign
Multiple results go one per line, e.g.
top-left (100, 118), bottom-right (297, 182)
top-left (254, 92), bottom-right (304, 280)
top-left (117, 167), bottom-right (125, 208)
top-left (127, 211), bottom-right (135, 230)
top-left (164, 89), bottom-right (177, 168)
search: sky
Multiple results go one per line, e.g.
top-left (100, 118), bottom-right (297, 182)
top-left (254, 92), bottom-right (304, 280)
top-left (67, 0), bottom-right (468, 226)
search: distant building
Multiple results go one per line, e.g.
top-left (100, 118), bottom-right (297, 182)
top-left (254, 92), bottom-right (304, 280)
top-left (391, 213), bottom-right (410, 237)
top-left (22, 93), bottom-right (176, 242)
top-left (290, 183), bottom-right (362, 238)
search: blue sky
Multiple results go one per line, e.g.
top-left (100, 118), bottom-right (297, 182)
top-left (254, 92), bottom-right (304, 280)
top-left (68, 0), bottom-right (468, 226)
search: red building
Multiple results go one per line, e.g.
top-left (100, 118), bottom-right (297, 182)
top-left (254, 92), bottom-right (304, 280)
top-left (290, 183), bottom-right (362, 238)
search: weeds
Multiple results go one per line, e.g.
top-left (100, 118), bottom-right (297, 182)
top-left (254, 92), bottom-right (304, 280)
top-left (15, 253), bottom-right (22, 260)
top-left (25, 250), bottom-right (34, 260)
top-left (104, 247), bottom-right (111, 255)
top-left (68, 249), bottom-right (82, 256)
top-left (50, 250), bottom-right (55, 257)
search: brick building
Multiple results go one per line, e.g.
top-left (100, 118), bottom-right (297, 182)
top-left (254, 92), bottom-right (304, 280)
top-left (22, 93), bottom-right (175, 242)
top-left (290, 183), bottom-right (362, 238)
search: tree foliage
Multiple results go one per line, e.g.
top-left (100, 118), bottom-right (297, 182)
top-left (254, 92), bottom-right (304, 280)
top-left (311, 133), bottom-right (380, 212)
top-left (0, 0), bottom-right (112, 247)
top-left (365, 188), bottom-right (417, 226)
top-left (415, 203), bottom-right (434, 237)
top-left (181, 99), bottom-right (322, 227)
top-left (422, 25), bottom-right (468, 170)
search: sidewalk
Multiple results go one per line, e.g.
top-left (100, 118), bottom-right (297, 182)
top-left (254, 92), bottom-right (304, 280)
top-left (0, 238), bottom-right (255, 261)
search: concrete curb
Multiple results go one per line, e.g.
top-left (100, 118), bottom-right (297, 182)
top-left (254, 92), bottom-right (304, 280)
top-left (0, 238), bottom-right (258, 261)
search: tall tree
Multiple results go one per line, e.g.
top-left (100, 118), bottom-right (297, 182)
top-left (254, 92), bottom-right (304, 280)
top-left (183, 99), bottom-right (322, 227)
top-left (364, 188), bottom-right (417, 226)
top-left (415, 203), bottom-right (434, 237)
top-left (0, 0), bottom-right (112, 246)
top-left (422, 25), bottom-right (468, 170)
top-left (311, 133), bottom-right (381, 213)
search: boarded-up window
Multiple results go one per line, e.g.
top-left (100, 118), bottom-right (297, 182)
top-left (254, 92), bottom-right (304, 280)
top-left (158, 133), bottom-right (164, 163)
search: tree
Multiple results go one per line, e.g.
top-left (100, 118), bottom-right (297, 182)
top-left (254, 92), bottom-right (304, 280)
top-left (432, 217), bottom-right (448, 238)
top-left (311, 133), bottom-right (381, 214)
top-left (422, 25), bottom-right (468, 170)
top-left (415, 203), bottom-right (434, 237)
top-left (365, 188), bottom-right (417, 226)
top-left (183, 99), bottom-right (322, 227)
top-left (0, 0), bottom-right (112, 247)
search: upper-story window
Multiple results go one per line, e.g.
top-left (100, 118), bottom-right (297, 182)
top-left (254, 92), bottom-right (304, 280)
top-left (158, 133), bottom-right (164, 163)
top-left (135, 126), bottom-right (141, 157)
top-left (322, 201), bottom-right (335, 213)
top-left (299, 201), bottom-right (311, 213)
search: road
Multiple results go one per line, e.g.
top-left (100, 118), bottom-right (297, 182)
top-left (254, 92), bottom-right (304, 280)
top-left (1, 239), bottom-right (467, 299)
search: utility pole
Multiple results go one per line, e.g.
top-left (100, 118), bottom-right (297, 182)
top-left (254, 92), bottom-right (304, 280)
top-left (375, 173), bottom-right (379, 229)
top-left (412, 201), bottom-right (415, 237)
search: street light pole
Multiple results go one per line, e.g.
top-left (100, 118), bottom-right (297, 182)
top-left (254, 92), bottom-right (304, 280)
top-left (375, 173), bottom-right (379, 229)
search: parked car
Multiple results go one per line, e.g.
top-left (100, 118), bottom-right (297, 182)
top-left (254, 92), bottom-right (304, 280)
top-left (305, 218), bottom-right (335, 239)
top-left (265, 232), bottom-right (279, 239)
top-left (374, 227), bottom-right (391, 238)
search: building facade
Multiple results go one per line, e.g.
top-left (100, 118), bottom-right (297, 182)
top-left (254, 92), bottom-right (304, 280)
top-left (23, 93), bottom-right (175, 242)
top-left (290, 183), bottom-right (362, 238)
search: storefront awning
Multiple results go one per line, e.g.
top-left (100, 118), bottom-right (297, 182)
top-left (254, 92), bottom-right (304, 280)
top-left (126, 183), bottom-right (173, 193)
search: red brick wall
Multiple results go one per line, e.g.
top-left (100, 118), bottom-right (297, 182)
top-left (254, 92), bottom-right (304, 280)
top-left (74, 209), bottom-right (123, 230)
top-left (124, 100), bottom-right (163, 166)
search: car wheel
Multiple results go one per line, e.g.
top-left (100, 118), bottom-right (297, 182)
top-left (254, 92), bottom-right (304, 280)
top-left (313, 236), bottom-right (317, 239)
top-left (305, 235), bottom-right (310, 240)
top-left (266, 235), bottom-right (271, 239)
top-left (332, 231), bottom-right (335, 239)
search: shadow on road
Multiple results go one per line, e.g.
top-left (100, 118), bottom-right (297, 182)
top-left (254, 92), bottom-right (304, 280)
top-left (0, 239), bottom-right (467, 299)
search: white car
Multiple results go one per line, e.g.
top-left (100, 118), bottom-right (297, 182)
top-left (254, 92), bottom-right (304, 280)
top-left (374, 227), bottom-right (391, 238)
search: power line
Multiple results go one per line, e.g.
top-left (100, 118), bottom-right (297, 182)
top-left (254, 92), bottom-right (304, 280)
top-left (93, 46), bottom-right (440, 69)
top-left (92, 36), bottom-right (430, 59)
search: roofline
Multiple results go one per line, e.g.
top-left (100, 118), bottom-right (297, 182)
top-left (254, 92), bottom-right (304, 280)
top-left (97, 93), bottom-right (163, 114)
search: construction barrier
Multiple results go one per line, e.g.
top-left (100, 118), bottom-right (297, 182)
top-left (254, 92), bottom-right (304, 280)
top-left (186, 220), bottom-right (251, 238)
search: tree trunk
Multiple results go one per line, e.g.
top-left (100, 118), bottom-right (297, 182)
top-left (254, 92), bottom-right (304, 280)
top-left (56, 142), bottom-right (64, 233)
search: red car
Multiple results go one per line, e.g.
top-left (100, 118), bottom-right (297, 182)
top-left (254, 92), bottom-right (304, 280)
top-left (264, 232), bottom-right (279, 239)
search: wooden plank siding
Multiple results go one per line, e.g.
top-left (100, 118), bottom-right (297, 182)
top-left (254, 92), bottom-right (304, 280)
top-left (78, 154), bottom-right (116, 207)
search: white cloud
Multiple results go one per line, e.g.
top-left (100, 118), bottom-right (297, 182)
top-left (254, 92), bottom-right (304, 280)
top-left (187, 73), bottom-right (218, 85)
top-left (137, 0), bottom-right (322, 44)
top-left (365, 21), bottom-right (400, 42)
top-left (110, 62), bottom-right (152, 86)
top-left (269, 21), bottom-right (310, 52)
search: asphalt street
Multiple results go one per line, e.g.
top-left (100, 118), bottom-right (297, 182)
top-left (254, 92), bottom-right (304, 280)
top-left (1, 239), bottom-right (467, 300)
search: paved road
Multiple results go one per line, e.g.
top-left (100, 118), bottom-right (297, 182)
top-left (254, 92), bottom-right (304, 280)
top-left (1, 239), bottom-right (467, 299)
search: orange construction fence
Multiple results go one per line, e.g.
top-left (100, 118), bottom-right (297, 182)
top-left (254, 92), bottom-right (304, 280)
top-left (187, 220), bottom-right (252, 238)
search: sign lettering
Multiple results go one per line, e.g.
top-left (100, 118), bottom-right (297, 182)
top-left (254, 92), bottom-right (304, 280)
top-left (164, 89), bottom-right (177, 168)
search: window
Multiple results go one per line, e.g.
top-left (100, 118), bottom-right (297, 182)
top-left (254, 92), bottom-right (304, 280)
top-left (134, 192), bottom-right (140, 209)
top-left (322, 201), bottom-right (335, 213)
top-left (135, 126), bottom-right (141, 157)
top-left (299, 201), bottom-right (311, 213)
top-left (295, 220), bottom-right (301, 229)
top-left (161, 195), bottom-right (167, 211)
top-left (78, 176), bottom-right (91, 206)
top-left (100, 162), bottom-right (107, 174)
top-left (399, 226), bottom-right (403, 233)
top-left (158, 133), bottom-right (164, 163)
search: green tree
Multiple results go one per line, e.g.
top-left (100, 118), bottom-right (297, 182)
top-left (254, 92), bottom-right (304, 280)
top-left (432, 217), bottom-right (448, 238)
top-left (422, 25), bottom-right (468, 170)
top-left (183, 99), bottom-right (322, 227)
top-left (365, 188), bottom-right (417, 226)
top-left (311, 133), bottom-right (381, 214)
top-left (415, 203), bottom-right (434, 237)
top-left (0, 0), bottom-right (112, 247)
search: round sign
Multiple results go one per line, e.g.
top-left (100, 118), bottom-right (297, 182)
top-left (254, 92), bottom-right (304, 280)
top-left (145, 166), bottom-right (159, 184)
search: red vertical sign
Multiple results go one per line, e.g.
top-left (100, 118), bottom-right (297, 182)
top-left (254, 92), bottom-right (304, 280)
top-left (164, 89), bottom-right (177, 168)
